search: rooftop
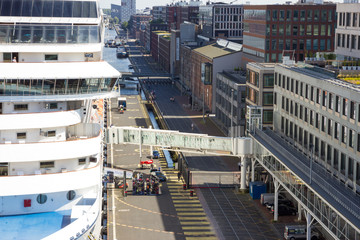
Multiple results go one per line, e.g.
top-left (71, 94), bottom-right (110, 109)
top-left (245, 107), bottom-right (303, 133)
top-left (218, 70), bottom-right (247, 85)
top-left (193, 39), bottom-right (242, 59)
top-left (277, 62), bottom-right (360, 92)
top-left (247, 62), bottom-right (276, 70)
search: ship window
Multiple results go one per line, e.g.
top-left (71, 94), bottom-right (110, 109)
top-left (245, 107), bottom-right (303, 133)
top-left (17, 132), bottom-right (26, 139)
top-left (0, 163), bottom-right (8, 176)
top-left (47, 131), bottom-right (56, 137)
top-left (67, 190), bottom-right (76, 201)
top-left (37, 194), bottom-right (47, 204)
top-left (14, 104), bottom-right (28, 111)
top-left (45, 54), bottom-right (58, 61)
top-left (3, 53), bottom-right (11, 62)
top-left (78, 158), bottom-right (86, 165)
top-left (90, 157), bottom-right (97, 163)
top-left (0, 0), bottom-right (11, 16)
top-left (63, 1), bottom-right (73, 17)
top-left (45, 102), bottom-right (58, 109)
top-left (42, 0), bottom-right (54, 17)
top-left (40, 161), bottom-right (55, 169)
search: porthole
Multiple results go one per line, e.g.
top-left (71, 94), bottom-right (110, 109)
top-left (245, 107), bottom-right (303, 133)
top-left (67, 190), bottom-right (76, 201)
top-left (37, 194), bottom-right (47, 204)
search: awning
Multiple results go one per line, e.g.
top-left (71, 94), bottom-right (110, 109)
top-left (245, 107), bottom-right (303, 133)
top-left (0, 61), bottom-right (121, 79)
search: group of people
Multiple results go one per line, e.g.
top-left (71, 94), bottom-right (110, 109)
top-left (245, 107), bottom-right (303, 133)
top-left (132, 173), bottom-right (160, 195)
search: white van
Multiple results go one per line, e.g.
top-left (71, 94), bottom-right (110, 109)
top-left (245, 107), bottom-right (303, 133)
top-left (284, 225), bottom-right (320, 240)
top-left (260, 193), bottom-right (274, 205)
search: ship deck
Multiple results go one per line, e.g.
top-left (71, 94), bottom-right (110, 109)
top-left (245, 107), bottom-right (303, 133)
top-left (0, 211), bottom-right (71, 240)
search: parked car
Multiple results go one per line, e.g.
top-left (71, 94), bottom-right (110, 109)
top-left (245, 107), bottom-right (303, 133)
top-left (271, 204), bottom-right (297, 216)
top-left (265, 199), bottom-right (294, 210)
top-left (151, 171), bottom-right (166, 182)
top-left (152, 150), bottom-right (160, 159)
top-left (261, 193), bottom-right (286, 205)
top-left (284, 225), bottom-right (321, 240)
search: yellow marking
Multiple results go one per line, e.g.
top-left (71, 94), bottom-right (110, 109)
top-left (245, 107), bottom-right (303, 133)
top-left (175, 208), bottom-right (204, 211)
top-left (180, 222), bottom-right (211, 225)
top-left (177, 212), bottom-right (206, 216)
top-left (174, 204), bottom-right (202, 207)
top-left (178, 217), bottom-right (208, 221)
top-left (186, 237), bottom-right (218, 240)
top-left (173, 200), bottom-right (200, 203)
top-left (182, 226), bottom-right (212, 230)
top-left (184, 232), bottom-right (215, 236)
top-left (116, 223), bottom-right (183, 235)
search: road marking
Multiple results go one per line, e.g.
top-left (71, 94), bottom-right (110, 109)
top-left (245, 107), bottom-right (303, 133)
top-left (177, 212), bottom-right (206, 216)
top-left (178, 217), bottom-right (208, 221)
top-left (184, 232), bottom-right (215, 236)
top-left (185, 237), bottom-right (218, 240)
top-left (114, 149), bottom-right (124, 152)
top-left (182, 226), bottom-right (212, 230)
top-left (113, 222), bottom-right (183, 235)
top-left (118, 209), bottom-right (130, 212)
top-left (180, 221), bottom-right (211, 225)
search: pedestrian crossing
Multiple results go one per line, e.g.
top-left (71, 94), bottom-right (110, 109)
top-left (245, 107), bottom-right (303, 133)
top-left (156, 150), bottom-right (218, 240)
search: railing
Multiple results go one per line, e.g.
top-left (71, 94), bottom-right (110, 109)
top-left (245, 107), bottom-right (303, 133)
top-left (253, 128), bottom-right (360, 234)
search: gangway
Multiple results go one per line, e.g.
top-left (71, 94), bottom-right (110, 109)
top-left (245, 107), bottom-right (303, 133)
top-left (106, 126), bottom-right (252, 157)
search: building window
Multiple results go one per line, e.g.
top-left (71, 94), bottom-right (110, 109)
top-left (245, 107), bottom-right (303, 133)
top-left (47, 130), bottom-right (56, 137)
top-left (327, 119), bottom-right (332, 136)
top-left (316, 88), bottom-right (320, 104)
top-left (40, 161), bottom-right (54, 168)
top-left (295, 103), bottom-right (298, 117)
top-left (67, 190), bottom-right (76, 201)
top-left (328, 93), bottom-right (333, 109)
top-left (78, 158), bottom-right (86, 165)
top-left (286, 10), bottom-right (292, 21)
top-left (335, 96), bottom-right (340, 112)
top-left (358, 134), bottom-right (360, 152)
top-left (299, 105), bottom-right (303, 119)
top-left (307, 10), bottom-right (312, 21)
top-left (263, 92), bottom-right (273, 106)
top-left (334, 122), bottom-right (339, 139)
top-left (342, 126), bottom-right (347, 144)
top-left (342, 98), bottom-right (348, 116)
top-left (263, 110), bottom-right (273, 124)
top-left (45, 54), bottom-right (58, 61)
top-left (349, 129), bottom-right (354, 148)
top-left (321, 116), bottom-right (326, 132)
top-left (17, 132), bottom-right (26, 139)
top-left (263, 74), bottom-right (274, 88)
top-left (37, 194), bottom-right (47, 204)
top-left (350, 101), bottom-right (355, 119)
top-left (309, 110), bottom-right (313, 125)
top-left (14, 104), bottom-right (28, 111)
top-left (310, 86), bottom-right (314, 101)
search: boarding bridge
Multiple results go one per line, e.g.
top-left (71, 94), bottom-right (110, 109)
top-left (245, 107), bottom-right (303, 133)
top-left (105, 126), bottom-right (360, 240)
top-left (106, 126), bottom-right (252, 157)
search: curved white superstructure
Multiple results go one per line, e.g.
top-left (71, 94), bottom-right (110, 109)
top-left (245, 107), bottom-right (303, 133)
top-left (0, 1), bottom-right (119, 239)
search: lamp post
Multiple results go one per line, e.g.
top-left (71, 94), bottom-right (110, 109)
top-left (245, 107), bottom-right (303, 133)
top-left (309, 143), bottom-right (314, 184)
top-left (230, 88), bottom-right (234, 138)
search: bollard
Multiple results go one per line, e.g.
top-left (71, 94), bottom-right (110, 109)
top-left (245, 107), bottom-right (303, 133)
top-left (124, 191), bottom-right (127, 197)
top-left (183, 184), bottom-right (186, 190)
top-left (190, 190), bottom-right (193, 197)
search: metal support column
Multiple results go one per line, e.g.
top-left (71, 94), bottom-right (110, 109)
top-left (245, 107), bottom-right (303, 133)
top-left (307, 211), bottom-right (312, 240)
top-left (298, 201), bottom-right (302, 221)
top-left (251, 158), bottom-right (256, 182)
top-left (240, 157), bottom-right (247, 190)
top-left (139, 127), bottom-right (142, 162)
top-left (274, 179), bottom-right (280, 222)
top-left (149, 126), bottom-right (153, 155)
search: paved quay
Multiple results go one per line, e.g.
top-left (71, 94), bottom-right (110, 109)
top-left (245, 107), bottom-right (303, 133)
top-left (107, 94), bottom-right (218, 240)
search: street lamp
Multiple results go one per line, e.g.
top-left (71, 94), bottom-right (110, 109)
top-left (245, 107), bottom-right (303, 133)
top-left (230, 88), bottom-right (234, 138)
top-left (309, 143), bottom-right (314, 184)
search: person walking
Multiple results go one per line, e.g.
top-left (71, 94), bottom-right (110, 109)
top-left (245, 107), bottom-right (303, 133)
top-left (238, 161), bottom-right (241, 171)
top-left (191, 123), bottom-right (194, 131)
top-left (177, 171), bottom-right (181, 181)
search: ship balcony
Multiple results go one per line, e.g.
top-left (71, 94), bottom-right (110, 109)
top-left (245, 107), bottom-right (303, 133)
top-left (0, 108), bottom-right (84, 130)
top-left (0, 123), bottom-right (102, 162)
top-left (0, 163), bottom-right (101, 197)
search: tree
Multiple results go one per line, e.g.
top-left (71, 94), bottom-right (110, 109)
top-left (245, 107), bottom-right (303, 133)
top-left (121, 21), bottom-right (129, 30)
top-left (114, 16), bottom-right (119, 25)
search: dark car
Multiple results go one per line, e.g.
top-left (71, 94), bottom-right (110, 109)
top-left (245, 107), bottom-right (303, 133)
top-left (152, 150), bottom-right (160, 159)
top-left (271, 204), bottom-right (297, 216)
top-left (151, 171), bottom-right (166, 182)
top-left (266, 199), bottom-right (294, 210)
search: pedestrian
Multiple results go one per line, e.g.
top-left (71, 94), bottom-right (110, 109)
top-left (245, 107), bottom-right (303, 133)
top-left (191, 123), bottom-right (194, 131)
top-left (238, 161), bottom-right (241, 171)
top-left (12, 57), bottom-right (17, 62)
top-left (177, 171), bottom-right (181, 181)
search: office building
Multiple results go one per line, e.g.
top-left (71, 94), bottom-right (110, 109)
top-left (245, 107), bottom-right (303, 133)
top-left (243, 3), bottom-right (336, 64)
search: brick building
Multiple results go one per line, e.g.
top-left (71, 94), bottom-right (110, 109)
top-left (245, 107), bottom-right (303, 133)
top-left (242, 3), bottom-right (336, 64)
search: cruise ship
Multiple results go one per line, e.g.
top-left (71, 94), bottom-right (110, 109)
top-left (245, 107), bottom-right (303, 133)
top-left (0, 1), bottom-right (120, 239)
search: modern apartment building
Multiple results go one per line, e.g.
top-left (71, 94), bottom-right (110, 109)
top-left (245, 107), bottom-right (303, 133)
top-left (152, 6), bottom-right (167, 21)
top-left (243, 3), bottom-right (336, 64)
top-left (246, 63), bottom-right (275, 129)
top-left (199, 4), bottom-right (244, 42)
top-left (215, 71), bottom-right (247, 137)
top-left (120, 0), bottom-right (136, 22)
top-left (273, 62), bottom-right (360, 191)
top-left (335, 3), bottom-right (360, 60)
